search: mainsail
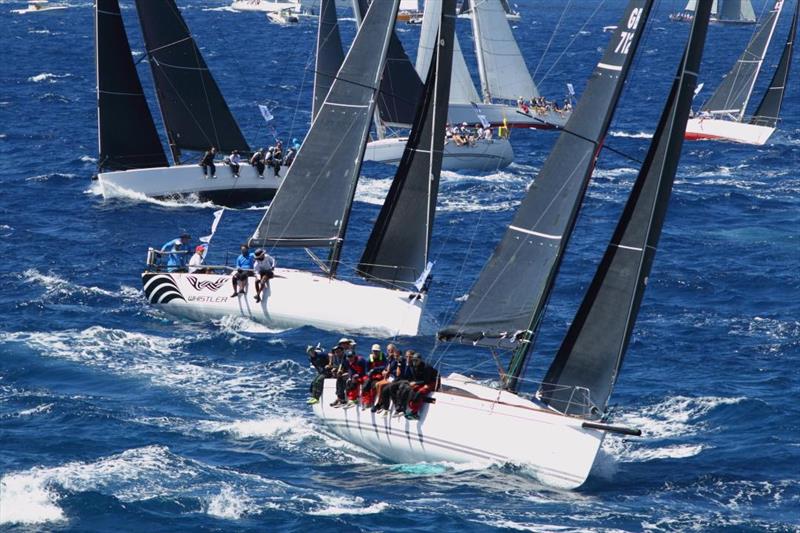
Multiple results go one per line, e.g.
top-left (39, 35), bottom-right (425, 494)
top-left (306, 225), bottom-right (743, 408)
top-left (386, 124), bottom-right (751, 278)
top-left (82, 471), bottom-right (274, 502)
top-left (717, 0), bottom-right (757, 22)
top-left (250, 0), bottom-right (399, 264)
top-left (135, 0), bottom-right (250, 160)
top-left (96, 0), bottom-right (168, 171)
top-left (313, 0), bottom-right (344, 121)
top-left (701, 0), bottom-right (784, 121)
top-left (469, 0), bottom-right (538, 101)
top-left (358, 0), bottom-right (456, 288)
top-left (751, 0), bottom-right (798, 127)
top-left (439, 0), bottom-right (655, 353)
top-left (541, 1), bottom-right (712, 417)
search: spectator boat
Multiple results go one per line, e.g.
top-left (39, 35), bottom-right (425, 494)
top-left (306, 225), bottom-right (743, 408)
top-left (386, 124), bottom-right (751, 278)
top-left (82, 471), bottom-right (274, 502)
top-left (11, 1), bottom-right (68, 14)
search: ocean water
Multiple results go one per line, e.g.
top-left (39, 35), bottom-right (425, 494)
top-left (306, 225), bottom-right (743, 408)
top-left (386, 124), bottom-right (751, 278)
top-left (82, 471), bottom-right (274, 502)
top-left (1, 0), bottom-right (799, 531)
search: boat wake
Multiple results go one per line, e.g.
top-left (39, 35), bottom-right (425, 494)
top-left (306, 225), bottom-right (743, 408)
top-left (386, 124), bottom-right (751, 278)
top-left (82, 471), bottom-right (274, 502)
top-left (86, 180), bottom-right (219, 209)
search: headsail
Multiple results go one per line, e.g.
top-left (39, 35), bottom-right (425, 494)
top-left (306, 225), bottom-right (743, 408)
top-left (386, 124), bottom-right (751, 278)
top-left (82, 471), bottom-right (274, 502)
top-left (470, 0), bottom-right (538, 102)
top-left (717, 0), bottom-right (756, 23)
top-left (439, 0), bottom-right (655, 352)
top-left (700, 0), bottom-right (784, 121)
top-left (250, 0), bottom-right (399, 258)
top-left (751, 0), bottom-right (798, 128)
top-left (541, 0), bottom-right (712, 417)
top-left (135, 0), bottom-right (250, 160)
top-left (358, 0), bottom-right (456, 288)
top-left (313, 0), bottom-right (344, 121)
top-left (96, 0), bottom-right (168, 171)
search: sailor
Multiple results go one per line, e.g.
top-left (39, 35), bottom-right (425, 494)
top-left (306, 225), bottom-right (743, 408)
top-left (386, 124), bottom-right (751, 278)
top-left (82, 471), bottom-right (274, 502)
top-left (375, 349), bottom-right (415, 415)
top-left (229, 150), bottom-right (241, 178)
top-left (161, 233), bottom-right (191, 272)
top-left (483, 127), bottom-right (493, 141)
top-left (306, 344), bottom-right (329, 405)
top-left (284, 146), bottom-right (297, 168)
top-left (342, 349), bottom-right (367, 408)
top-left (200, 147), bottom-right (217, 178)
top-left (370, 343), bottom-right (401, 413)
top-left (329, 344), bottom-right (348, 407)
top-left (188, 244), bottom-right (207, 273)
top-left (253, 248), bottom-right (276, 303)
top-left (273, 141), bottom-right (284, 166)
top-left (250, 148), bottom-right (266, 178)
top-left (359, 343), bottom-right (387, 408)
top-left (291, 137), bottom-right (301, 151)
top-left (231, 244), bottom-right (255, 297)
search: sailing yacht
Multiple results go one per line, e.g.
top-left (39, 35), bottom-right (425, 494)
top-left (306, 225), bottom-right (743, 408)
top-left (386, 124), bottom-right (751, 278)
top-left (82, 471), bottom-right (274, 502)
top-left (685, 0), bottom-right (797, 145)
top-left (458, 0), bottom-right (520, 21)
top-left (312, 0), bottom-right (713, 490)
top-left (143, 0), bottom-right (450, 338)
top-left (94, 0), bottom-right (284, 205)
top-left (670, 0), bottom-right (756, 24)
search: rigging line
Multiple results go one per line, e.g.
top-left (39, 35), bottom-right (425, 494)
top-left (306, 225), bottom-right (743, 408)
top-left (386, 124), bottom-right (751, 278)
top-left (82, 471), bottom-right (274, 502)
top-left (537, 0), bottom-right (607, 86)
top-left (531, 0), bottom-right (573, 82)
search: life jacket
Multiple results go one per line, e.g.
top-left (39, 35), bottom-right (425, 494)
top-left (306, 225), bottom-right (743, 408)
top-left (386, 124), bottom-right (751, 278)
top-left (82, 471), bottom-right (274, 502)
top-left (346, 356), bottom-right (366, 376)
top-left (368, 351), bottom-right (386, 371)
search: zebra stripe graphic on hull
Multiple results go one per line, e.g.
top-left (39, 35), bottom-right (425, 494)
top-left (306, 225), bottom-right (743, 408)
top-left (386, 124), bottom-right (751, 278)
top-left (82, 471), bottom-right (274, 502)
top-left (142, 273), bottom-right (185, 304)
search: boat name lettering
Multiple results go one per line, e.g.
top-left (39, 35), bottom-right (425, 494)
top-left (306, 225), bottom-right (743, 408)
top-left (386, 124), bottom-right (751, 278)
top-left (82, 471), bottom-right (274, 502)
top-left (615, 7), bottom-right (643, 56)
top-left (186, 295), bottom-right (229, 303)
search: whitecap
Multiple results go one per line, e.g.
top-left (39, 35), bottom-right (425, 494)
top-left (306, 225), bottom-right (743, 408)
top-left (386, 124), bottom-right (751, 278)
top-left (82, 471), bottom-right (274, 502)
top-left (609, 130), bottom-right (653, 139)
top-left (204, 483), bottom-right (253, 520)
top-left (88, 180), bottom-right (219, 209)
top-left (307, 494), bottom-right (388, 516)
top-left (27, 73), bottom-right (71, 83)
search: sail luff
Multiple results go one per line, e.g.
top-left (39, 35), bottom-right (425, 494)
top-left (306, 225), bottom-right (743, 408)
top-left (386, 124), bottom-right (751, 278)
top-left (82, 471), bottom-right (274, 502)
top-left (96, 0), bottom-right (168, 171)
top-left (438, 0), bottom-right (655, 350)
top-left (469, 2), bottom-right (492, 102)
top-left (751, 0), bottom-right (798, 127)
top-left (358, 0), bottom-right (456, 288)
top-left (313, 0), bottom-right (345, 121)
top-left (541, 0), bottom-right (712, 417)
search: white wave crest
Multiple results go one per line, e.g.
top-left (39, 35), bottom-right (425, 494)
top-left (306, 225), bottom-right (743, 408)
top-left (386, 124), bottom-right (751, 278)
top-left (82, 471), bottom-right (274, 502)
top-left (87, 180), bottom-right (218, 209)
top-left (609, 130), bottom-right (653, 139)
top-left (308, 494), bottom-right (388, 516)
top-left (27, 72), bottom-right (71, 83)
top-left (204, 483), bottom-right (253, 520)
top-left (22, 268), bottom-right (116, 298)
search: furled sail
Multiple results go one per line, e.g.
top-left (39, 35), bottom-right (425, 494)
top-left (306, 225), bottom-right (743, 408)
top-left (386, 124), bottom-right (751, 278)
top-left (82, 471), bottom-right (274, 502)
top-left (417, 0), bottom-right (479, 104)
top-left (541, 1), bottom-right (712, 417)
top-left (358, 0), bottom-right (456, 288)
top-left (96, 0), bottom-right (168, 171)
top-left (135, 0), bottom-right (250, 159)
top-left (701, 0), bottom-right (784, 121)
top-left (354, 0), bottom-right (424, 127)
top-left (250, 0), bottom-right (398, 255)
top-left (313, 0), bottom-right (344, 121)
top-left (470, 0), bottom-right (538, 102)
top-left (751, 0), bottom-right (798, 127)
top-left (439, 0), bottom-right (655, 349)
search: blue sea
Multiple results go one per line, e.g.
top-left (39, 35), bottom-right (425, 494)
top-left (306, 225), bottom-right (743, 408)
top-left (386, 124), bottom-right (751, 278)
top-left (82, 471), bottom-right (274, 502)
top-left (1, 0), bottom-right (799, 530)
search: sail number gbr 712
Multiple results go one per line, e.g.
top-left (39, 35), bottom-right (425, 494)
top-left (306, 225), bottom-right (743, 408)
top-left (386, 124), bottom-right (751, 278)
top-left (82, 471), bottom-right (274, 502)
top-left (615, 7), bottom-right (643, 55)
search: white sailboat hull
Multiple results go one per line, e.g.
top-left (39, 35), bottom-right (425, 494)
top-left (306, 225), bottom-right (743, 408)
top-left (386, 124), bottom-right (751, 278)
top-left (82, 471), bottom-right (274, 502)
top-left (96, 163), bottom-right (284, 204)
top-left (684, 117), bottom-right (775, 145)
top-left (142, 268), bottom-right (425, 337)
top-left (312, 374), bottom-right (605, 489)
top-left (365, 137), bottom-right (514, 171)
top-left (446, 102), bottom-right (570, 130)
top-left (230, 0), bottom-right (299, 13)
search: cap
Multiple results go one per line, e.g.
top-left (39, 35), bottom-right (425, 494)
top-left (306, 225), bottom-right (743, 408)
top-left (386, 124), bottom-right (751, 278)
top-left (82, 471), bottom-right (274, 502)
top-left (306, 345), bottom-right (316, 353)
top-left (371, 343), bottom-right (381, 352)
top-left (254, 249), bottom-right (265, 258)
top-left (337, 337), bottom-right (350, 345)
top-left (347, 338), bottom-right (357, 346)
top-left (195, 245), bottom-right (205, 253)
top-left (461, 122), bottom-right (467, 126)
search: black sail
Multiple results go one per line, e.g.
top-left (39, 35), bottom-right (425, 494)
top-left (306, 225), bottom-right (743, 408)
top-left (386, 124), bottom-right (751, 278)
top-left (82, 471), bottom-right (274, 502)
top-left (135, 0), bottom-right (249, 159)
top-left (439, 0), bottom-right (654, 348)
top-left (541, 1), bottom-right (712, 417)
top-left (358, 0), bottom-right (456, 288)
top-left (313, 0), bottom-right (344, 121)
top-left (250, 0), bottom-right (399, 253)
top-left (751, 0), bottom-right (798, 128)
top-left (355, 0), bottom-right (424, 127)
top-left (701, 0), bottom-right (783, 121)
top-left (96, 0), bottom-right (168, 171)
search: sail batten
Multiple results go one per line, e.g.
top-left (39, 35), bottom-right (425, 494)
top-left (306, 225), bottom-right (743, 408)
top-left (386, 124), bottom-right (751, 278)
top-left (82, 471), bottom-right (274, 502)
top-left (135, 0), bottom-right (249, 157)
top-left (439, 0), bottom-right (655, 351)
top-left (250, 0), bottom-right (399, 255)
top-left (313, 0), bottom-right (345, 121)
top-left (358, 0), bottom-right (456, 288)
top-left (96, 0), bottom-right (168, 171)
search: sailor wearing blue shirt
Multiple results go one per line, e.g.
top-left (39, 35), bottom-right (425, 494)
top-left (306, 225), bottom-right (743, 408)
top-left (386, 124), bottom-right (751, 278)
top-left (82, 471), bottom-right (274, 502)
top-left (231, 244), bottom-right (255, 297)
top-left (161, 233), bottom-right (191, 272)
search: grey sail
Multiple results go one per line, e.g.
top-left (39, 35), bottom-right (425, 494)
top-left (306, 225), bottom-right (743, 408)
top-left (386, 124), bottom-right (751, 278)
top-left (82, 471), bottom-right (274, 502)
top-left (96, 0), bottom-right (168, 171)
top-left (354, 0), bottom-right (424, 127)
top-left (751, 0), bottom-right (798, 128)
top-left (717, 0), bottom-right (756, 22)
top-left (541, 1), bottom-right (712, 417)
top-left (135, 0), bottom-right (250, 160)
top-left (313, 0), bottom-right (344, 121)
top-left (358, 0), bottom-right (456, 288)
top-left (439, 0), bottom-right (654, 350)
top-left (701, 0), bottom-right (784, 121)
top-left (250, 0), bottom-right (399, 256)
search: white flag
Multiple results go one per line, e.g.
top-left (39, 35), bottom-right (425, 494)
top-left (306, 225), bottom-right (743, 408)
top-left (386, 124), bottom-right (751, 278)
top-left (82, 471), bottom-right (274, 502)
top-left (258, 104), bottom-right (273, 123)
top-left (693, 82), bottom-right (704, 99)
top-left (471, 103), bottom-right (491, 129)
top-left (567, 83), bottom-right (575, 96)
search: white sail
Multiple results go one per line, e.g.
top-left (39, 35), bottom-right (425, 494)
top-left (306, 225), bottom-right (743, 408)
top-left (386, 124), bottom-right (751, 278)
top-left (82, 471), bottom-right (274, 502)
top-left (400, 0), bottom-right (418, 10)
top-left (470, 0), bottom-right (538, 101)
top-left (416, 0), bottom-right (479, 104)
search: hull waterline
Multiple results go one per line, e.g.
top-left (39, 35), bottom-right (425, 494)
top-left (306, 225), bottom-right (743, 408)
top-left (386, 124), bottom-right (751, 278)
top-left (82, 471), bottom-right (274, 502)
top-left (365, 137), bottom-right (514, 171)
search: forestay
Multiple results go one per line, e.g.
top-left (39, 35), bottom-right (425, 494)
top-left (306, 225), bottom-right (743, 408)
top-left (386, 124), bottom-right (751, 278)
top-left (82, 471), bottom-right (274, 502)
top-left (96, 0), bottom-right (168, 171)
top-left (701, 0), bottom-right (784, 120)
top-left (250, 0), bottom-right (398, 250)
top-left (751, 0), bottom-right (798, 127)
top-left (358, 0), bottom-right (456, 288)
top-left (135, 0), bottom-right (250, 158)
top-left (313, 0), bottom-right (344, 121)
top-left (541, 0), bottom-right (712, 416)
top-left (439, 0), bottom-right (655, 349)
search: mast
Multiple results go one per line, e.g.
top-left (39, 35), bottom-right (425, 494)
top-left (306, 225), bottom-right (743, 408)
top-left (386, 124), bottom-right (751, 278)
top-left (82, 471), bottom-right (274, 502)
top-left (313, 0), bottom-right (344, 121)
top-left (751, 0), bottom-right (798, 128)
top-left (358, 0), bottom-right (456, 288)
top-left (96, 0), bottom-right (168, 172)
top-left (438, 0), bottom-right (655, 393)
top-left (541, 0), bottom-right (712, 417)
